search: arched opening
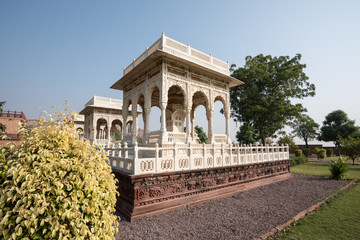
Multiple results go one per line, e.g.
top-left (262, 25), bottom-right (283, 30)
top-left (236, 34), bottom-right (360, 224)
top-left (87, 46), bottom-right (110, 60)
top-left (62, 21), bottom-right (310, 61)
top-left (124, 99), bottom-right (132, 138)
top-left (167, 85), bottom-right (185, 133)
top-left (76, 127), bottom-right (84, 139)
top-left (136, 94), bottom-right (145, 139)
top-left (149, 86), bottom-right (161, 131)
top-left (110, 119), bottom-right (122, 142)
top-left (126, 120), bottom-right (133, 134)
top-left (96, 118), bottom-right (108, 140)
top-left (213, 96), bottom-right (226, 135)
top-left (191, 91), bottom-right (209, 143)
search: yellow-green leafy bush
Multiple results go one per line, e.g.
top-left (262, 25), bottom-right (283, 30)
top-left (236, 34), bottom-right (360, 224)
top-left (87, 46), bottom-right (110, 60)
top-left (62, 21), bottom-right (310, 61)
top-left (0, 106), bottom-right (118, 239)
top-left (316, 148), bottom-right (326, 159)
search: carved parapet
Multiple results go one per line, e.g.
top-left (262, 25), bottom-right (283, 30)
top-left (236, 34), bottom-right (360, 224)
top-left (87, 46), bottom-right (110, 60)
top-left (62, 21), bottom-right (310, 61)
top-left (113, 159), bottom-right (292, 221)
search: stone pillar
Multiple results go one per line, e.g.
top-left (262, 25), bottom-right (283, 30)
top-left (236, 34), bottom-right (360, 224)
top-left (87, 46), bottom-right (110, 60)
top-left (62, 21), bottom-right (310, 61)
top-left (185, 108), bottom-right (191, 143)
top-left (107, 122), bottom-right (111, 145)
top-left (160, 102), bottom-right (168, 144)
top-left (226, 95), bottom-right (231, 144)
top-left (122, 102), bottom-right (128, 143)
top-left (132, 104), bottom-right (138, 144)
top-left (225, 110), bottom-right (231, 144)
top-left (207, 110), bottom-right (214, 144)
top-left (191, 118), bottom-right (195, 142)
top-left (144, 107), bottom-right (151, 143)
top-left (91, 118), bottom-right (96, 145)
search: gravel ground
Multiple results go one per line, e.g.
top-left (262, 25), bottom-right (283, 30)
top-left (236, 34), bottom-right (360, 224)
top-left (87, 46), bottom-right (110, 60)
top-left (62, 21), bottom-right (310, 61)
top-left (115, 174), bottom-right (347, 240)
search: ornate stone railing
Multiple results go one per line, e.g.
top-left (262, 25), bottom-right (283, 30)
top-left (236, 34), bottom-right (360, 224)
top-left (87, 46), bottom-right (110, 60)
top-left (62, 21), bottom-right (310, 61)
top-left (123, 33), bottom-right (230, 77)
top-left (168, 132), bottom-right (186, 143)
top-left (148, 130), bottom-right (161, 143)
top-left (214, 134), bottom-right (227, 143)
top-left (104, 143), bottom-right (289, 175)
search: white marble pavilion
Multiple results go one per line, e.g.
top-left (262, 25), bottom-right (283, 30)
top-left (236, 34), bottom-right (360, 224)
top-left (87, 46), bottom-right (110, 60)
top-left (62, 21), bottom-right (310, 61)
top-left (111, 33), bottom-right (243, 146)
top-left (102, 33), bottom-right (289, 175)
top-left (79, 96), bottom-right (139, 145)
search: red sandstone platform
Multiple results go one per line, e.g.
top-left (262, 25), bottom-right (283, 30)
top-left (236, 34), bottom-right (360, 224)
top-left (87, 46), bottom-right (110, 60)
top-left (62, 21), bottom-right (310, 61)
top-left (114, 160), bottom-right (291, 221)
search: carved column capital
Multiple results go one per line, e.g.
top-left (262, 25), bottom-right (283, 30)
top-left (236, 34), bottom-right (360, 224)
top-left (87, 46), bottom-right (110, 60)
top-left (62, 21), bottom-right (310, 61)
top-left (160, 102), bottom-right (167, 110)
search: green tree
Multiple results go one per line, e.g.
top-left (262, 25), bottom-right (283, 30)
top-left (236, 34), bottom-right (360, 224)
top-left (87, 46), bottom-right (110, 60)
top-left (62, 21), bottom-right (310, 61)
top-left (230, 54), bottom-right (315, 145)
top-left (0, 101), bottom-right (5, 112)
top-left (195, 125), bottom-right (207, 143)
top-left (318, 110), bottom-right (360, 147)
top-left (277, 133), bottom-right (296, 151)
top-left (236, 123), bottom-right (259, 144)
top-left (115, 129), bottom-right (122, 141)
top-left (339, 136), bottom-right (360, 165)
top-left (291, 114), bottom-right (319, 148)
top-left (0, 101), bottom-right (6, 133)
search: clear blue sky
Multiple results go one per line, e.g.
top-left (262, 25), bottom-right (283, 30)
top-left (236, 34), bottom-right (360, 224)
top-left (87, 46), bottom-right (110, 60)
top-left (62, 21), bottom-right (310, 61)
top-left (1, 0), bottom-right (359, 145)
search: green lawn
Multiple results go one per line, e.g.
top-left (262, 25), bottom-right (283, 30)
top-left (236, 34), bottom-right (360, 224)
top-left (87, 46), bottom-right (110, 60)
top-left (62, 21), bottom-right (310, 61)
top-left (291, 161), bottom-right (360, 180)
top-left (276, 182), bottom-right (360, 240)
top-left (275, 162), bottom-right (360, 240)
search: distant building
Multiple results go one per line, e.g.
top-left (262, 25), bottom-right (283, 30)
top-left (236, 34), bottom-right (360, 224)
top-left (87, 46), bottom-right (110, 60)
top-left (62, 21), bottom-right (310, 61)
top-left (79, 96), bottom-right (140, 145)
top-left (0, 110), bottom-right (27, 146)
top-left (74, 114), bottom-right (84, 138)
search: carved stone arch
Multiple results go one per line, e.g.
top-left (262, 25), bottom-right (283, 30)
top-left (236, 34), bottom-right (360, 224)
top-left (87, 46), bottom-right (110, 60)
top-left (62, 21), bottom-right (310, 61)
top-left (110, 119), bottom-right (122, 142)
top-left (149, 85), bottom-right (160, 108)
top-left (167, 84), bottom-right (186, 108)
top-left (214, 94), bottom-right (226, 105)
top-left (134, 91), bottom-right (145, 111)
top-left (125, 120), bottom-right (133, 135)
top-left (96, 118), bottom-right (108, 139)
top-left (172, 109), bottom-right (186, 121)
top-left (167, 81), bottom-right (187, 98)
top-left (124, 98), bottom-right (132, 112)
top-left (191, 90), bottom-right (210, 113)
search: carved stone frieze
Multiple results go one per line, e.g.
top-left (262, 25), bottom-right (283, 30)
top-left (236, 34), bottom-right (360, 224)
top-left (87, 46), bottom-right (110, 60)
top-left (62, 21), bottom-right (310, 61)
top-left (114, 159), bottom-right (291, 221)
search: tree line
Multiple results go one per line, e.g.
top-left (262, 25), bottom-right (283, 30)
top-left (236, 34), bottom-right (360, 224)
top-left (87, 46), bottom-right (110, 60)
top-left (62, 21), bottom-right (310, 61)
top-left (230, 54), bottom-right (360, 163)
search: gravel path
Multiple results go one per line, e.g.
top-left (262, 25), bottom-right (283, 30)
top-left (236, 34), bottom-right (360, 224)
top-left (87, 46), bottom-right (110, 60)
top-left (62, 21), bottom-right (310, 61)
top-left (115, 174), bottom-right (347, 240)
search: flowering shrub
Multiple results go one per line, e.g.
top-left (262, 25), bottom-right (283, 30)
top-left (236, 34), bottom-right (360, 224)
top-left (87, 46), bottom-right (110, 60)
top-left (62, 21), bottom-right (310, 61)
top-left (0, 104), bottom-right (118, 239)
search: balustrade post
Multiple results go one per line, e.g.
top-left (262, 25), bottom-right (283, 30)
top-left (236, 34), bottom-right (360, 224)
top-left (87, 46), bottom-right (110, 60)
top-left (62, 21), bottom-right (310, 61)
top-left (203, 143), bottom-right (206, 168)
top-left (221, 143), bottom-right (225, 166)
top-left (212, 143), bottom-right (216, 167)
top-left (286, 144), bottom-right (289, 159)
top-left (133, 142), bottom-right (139, 174)
top-left (237, 144), bottom-right (240, 165)
top-left (250, 144), bottom-right (253, 163)
top-left (244, 144), bottom-right (247, 164)
top-left (266, 144), bottom-right (270, 162)
top-left (277, 144), bottom-right (280, 160)
top-left (189, 142), bottom-right (192, 170)
top-left (272, 144), bottom-right (275, 161)
top-left (174, 142), bottom-right (178, 170)
top-left (124, 142), bottom-right (128, 158)
top-left (114, 143), bottom-right (119, 169)
top-left (155, 143), bottom-right (159, 173)
top-left (230, 143), bottom-right (233, 165)
top-left (118, 142), bottom-right (122, 159)
top-left (261, 144), bottom-right (264, 162)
